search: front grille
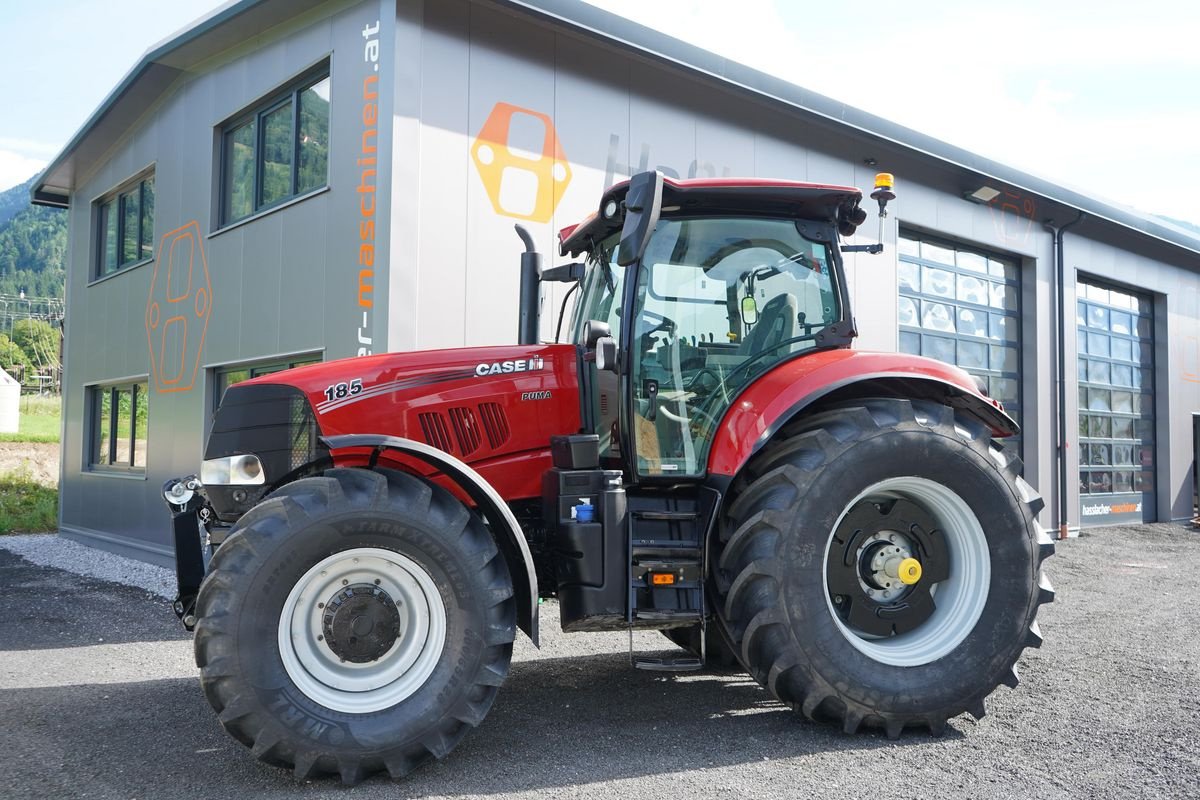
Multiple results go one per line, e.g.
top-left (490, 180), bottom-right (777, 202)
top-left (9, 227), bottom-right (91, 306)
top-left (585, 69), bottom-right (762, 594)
top-left (289, 395), bottom-right (318, 470)
top-left (205, 383), bottom-right (327, 521)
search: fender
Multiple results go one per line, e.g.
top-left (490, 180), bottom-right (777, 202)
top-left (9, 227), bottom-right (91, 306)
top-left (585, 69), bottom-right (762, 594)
top-left (707, 349), bottom-right (1017, 477)
top-left (322, 434), bottom-right (539, 647)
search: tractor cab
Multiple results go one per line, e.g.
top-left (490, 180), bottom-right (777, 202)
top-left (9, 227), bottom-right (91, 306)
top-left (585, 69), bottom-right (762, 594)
top-left (556, 172), bottom-right (874, 480)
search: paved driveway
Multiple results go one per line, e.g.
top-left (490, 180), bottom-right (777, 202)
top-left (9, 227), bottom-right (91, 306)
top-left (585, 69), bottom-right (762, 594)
top-left (2, 524), bottom-right (1198, 799)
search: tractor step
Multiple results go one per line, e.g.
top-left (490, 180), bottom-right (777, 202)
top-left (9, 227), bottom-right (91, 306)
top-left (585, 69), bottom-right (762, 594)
top-left (626, 491), bottom-right (719, 627)
top-left (631, 509), bottom-right (700, 521)
top-left (633, 655), bottom-right (704, 672)
top-left (629, 627), bottom-right (705, 672)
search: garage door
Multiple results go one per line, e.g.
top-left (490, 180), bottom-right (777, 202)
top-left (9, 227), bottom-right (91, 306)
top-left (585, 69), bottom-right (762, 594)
top-left (897, 232), bottom-right (1022, 452)
top-left (1077, 278), bottom-right (1155, 525)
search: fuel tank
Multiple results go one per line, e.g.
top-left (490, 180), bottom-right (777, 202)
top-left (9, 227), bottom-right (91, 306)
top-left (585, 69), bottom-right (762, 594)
top-left (220, 343), bottom-right (581, 502)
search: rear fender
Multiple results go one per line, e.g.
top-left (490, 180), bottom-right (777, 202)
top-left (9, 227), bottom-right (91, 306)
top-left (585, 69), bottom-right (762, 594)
top-left (321, 434), bottom-right (539, 647)
top-left (707, 350), bottom-right (1017, 477)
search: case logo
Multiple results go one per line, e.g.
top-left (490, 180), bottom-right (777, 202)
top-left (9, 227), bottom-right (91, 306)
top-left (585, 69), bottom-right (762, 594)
top-left (145, 221), bottom-right (212, 394)
top-left (474, 356), bottom-right (545, 377)
top-left (471, 102), bottom-right (571, 223)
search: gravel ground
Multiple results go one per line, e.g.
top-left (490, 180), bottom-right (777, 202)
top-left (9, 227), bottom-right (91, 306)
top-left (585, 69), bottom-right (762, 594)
top-left (2, 523), bottom-right (1199, 799)
top-left (0, 533), bottom-right (175, 598)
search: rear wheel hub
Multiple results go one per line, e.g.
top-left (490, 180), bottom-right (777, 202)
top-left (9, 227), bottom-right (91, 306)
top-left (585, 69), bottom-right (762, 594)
top-left (823, 477), bottom-right (991, 667)
top-left (826, 497), bottom-right (950, 637)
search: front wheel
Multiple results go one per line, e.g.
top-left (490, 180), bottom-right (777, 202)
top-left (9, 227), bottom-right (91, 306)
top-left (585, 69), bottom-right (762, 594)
top-left (713, 398), bottom-right (1054, 737)
top-left (193, 467), bottom-right (516, 783)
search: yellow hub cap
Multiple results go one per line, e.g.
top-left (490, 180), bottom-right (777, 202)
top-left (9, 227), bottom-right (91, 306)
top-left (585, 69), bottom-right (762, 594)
top-left (898, 557), bottom-right (922, 585)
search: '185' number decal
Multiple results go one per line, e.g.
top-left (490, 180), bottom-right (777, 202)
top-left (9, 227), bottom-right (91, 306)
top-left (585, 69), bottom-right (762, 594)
top-left (324, 378), bottom-right (363, 402)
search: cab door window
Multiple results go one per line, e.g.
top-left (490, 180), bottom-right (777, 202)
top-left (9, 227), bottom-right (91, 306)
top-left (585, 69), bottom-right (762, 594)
top-left (630, 217), bottom-right (838, 476)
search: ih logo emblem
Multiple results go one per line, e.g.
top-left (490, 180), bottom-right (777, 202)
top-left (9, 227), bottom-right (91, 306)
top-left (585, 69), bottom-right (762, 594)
top-left (145, 221), bottom-right (212, 393)
top-left (471, 102), bottom-right (571, 223)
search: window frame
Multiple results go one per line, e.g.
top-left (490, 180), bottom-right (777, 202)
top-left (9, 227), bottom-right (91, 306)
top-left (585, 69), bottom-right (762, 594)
top-left (92, 171), bottom-right (155, 281)
top-left (218, 64), bottom-right (331, 228)
top-left (211, 354), bottom-right (323, 412)
top-left (87, 379), bottom-right (149, 474)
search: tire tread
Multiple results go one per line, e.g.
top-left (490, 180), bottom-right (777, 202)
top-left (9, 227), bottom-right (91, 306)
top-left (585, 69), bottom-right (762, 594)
top-left (711, 397), bottom-right (1052, 737)
top-left (194, 467), bottom-right (516, 784)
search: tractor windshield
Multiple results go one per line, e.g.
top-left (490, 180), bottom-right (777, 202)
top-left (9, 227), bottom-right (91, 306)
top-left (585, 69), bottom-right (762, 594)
top-left (630, 216), bottom-right (839, 476)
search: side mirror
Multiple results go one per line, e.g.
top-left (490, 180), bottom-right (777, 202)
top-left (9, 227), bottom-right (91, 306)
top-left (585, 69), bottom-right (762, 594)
top-left (595, 337), bottom-right (618, 372)
top-left (584, 319), bottom-right (612, 349)
top-left (616, 170), bottom-right (664, 266)
top-left (741, 295), bottom-right (759, 326)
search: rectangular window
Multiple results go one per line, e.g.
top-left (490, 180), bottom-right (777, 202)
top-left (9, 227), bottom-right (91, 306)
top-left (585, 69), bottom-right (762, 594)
top-left (220, 69), bottom-right (330, 226)
top-left (94, 174), bottom-right (155, 278)
top-left (213, 355), bottom-right (321, 410)
top-left (89, 381), bottom-right (149, 470)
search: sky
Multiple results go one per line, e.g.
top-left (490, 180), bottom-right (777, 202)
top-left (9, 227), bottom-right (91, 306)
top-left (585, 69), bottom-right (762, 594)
top-left (0, 0), bottom-right (1197, 226)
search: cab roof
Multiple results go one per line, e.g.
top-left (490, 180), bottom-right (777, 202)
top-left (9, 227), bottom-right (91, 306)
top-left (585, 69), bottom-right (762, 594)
top-left (558, 176), bottom-right (863, 257)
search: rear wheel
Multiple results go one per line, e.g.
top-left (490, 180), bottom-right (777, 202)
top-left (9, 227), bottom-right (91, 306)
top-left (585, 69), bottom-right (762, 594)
top-left (713, 398), bottom-right (1054, 737)
top-left (193, 467), bottom-right (516, 783)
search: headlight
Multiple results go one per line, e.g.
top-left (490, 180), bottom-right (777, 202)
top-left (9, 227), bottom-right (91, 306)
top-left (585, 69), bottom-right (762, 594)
top-left (200, 454), bottom-right (266, 485)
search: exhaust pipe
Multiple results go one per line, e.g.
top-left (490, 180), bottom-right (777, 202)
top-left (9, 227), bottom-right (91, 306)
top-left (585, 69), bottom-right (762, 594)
top-left (515, 224), bottom-right (541, 345)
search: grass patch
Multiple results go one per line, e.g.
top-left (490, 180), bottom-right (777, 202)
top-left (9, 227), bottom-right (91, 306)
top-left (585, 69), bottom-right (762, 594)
top-left (0, 394), bottom-right (60, 443)
top-left (0, 468), bottom-right (58, 533)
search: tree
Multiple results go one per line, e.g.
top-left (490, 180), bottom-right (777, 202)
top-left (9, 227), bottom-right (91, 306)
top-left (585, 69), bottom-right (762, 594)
top-left (0, 333), bottom-right (30, 380)
top-left (0, 175), bottom-right (67, 298)
top-left (10, 318), bottom-right (59, 372)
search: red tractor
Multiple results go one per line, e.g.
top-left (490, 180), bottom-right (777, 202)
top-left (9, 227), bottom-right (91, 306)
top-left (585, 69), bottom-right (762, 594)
top-left (164, 171), bottom-right (1053, 783)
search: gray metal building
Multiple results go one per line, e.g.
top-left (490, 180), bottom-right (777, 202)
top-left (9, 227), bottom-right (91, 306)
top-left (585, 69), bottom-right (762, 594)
top-left (33, 0), bottom-right (1200, 564)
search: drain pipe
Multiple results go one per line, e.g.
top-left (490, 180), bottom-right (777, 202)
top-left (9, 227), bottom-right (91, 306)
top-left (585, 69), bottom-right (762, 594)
top-left (1044, 210), bottom-right (1086, 540)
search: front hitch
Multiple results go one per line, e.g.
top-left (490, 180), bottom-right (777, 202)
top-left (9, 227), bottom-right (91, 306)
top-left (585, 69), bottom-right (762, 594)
top-left (162, 476), bottom-right (210, 630)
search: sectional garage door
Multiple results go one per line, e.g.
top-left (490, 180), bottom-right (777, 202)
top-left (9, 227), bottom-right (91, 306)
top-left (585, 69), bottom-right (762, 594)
top-left (897, 232), bottom-right (1022, 452)
top-left (1077, 278), bottom-right (1156, 525)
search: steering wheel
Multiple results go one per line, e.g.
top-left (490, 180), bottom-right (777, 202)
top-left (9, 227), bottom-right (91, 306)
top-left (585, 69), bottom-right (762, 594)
top-left (721, 332), bottom-right (822, 389)
top-left (639, 308), bottom-right (677, 337)
top-left (685, 367), bottom-right (725, 395)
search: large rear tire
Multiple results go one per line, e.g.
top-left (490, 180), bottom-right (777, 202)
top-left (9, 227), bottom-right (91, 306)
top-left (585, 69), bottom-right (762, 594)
top-left (713, 398), bottom-right (1054, 737)
top-left (193, 467), bottom-right (516, 783)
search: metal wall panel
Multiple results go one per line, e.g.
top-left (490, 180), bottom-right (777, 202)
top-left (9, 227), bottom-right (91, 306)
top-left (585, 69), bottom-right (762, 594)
top-left (56, 0), bottom-right (1200, 561)
top-left (59, 0), bottom-right (387, 560)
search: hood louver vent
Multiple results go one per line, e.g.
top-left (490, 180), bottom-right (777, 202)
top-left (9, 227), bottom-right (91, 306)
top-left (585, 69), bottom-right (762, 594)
top-left (417, 412), bottom-right (453, 454)
top-left (478, 402), bottom-right (510, 449)
top-left (448, 406), bottom-right (481, 456)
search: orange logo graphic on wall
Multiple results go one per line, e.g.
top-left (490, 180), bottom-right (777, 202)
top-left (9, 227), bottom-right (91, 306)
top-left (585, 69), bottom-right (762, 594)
top-left (145, 221), bottom-right (212, 393)
top-left (471, 102), bottom-right (571, 223)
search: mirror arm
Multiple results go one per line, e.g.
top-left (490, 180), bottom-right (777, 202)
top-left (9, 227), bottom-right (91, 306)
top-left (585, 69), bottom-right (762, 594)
top-left (543, 262), bottom-right (585, 282)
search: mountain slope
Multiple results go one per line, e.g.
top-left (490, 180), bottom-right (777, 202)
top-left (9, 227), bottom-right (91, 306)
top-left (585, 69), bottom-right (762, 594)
top-left (0, 176), bottom-right (67, 298)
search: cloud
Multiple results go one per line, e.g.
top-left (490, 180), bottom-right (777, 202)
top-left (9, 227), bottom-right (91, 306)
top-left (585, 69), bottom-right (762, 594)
top-left (0, 150), bottom-right (48, 194)
top-left (0, 138), bottom-right (62, 159)
top-left (581, 0), bottom-right (1200, 220)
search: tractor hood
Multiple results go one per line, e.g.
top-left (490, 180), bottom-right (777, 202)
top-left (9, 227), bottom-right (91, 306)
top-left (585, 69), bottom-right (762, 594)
top-left (205, 343), bottom-right (581, 515)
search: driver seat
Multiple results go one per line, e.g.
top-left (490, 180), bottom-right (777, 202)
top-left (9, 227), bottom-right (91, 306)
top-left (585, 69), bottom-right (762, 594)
top-left (739, 292), bottom-right (798, 360)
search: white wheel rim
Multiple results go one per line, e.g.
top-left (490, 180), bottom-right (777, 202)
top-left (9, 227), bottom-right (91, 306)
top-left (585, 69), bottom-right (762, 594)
top-left (278, 547), bottom-right (447, 713)
top-left (822, 477), bottom-right (990, 667)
